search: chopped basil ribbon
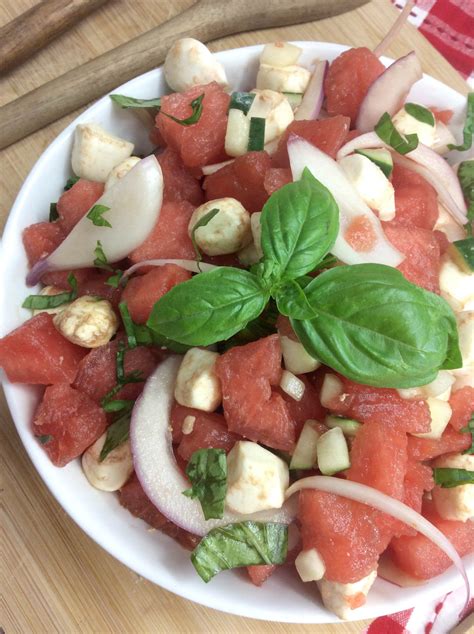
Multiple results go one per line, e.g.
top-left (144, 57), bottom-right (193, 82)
top-left (448, 92), bottom-right (473, 151)
top-left (22, 273), bottom-right (78, 310)
top-left (433, 467), bottom-right (474, 488)
top-left (86, 204), bottom-right (112, 228)
top-left (119, 302), bottom-right (137, 348)
top-left (191, 521), bottom-right (288, 582)
top-left (375, 112), bottom-right (419, 154)
top-left (93, 240), bottom-right (113, 270)
top-left (106, 270), bottom-right (124, 288)
top-left (102, 399), bottom-right (134, 413)
top-left (49, 202), bottom-right (59, 222)
top-left (147, 170), bottom-right (461, 388)
top-left (183, 449), bottom-right (228, 520)
top-left (109, 94), bottom-right (162, 109)
top-left (404, 103), bottom-right (435, 126)
top-left (229, 91), bottom-right (256, 115)
top-left (457, 160), bottom-right (473, 235)
top-left (99, 411), bottom-right (131, 462)
top-left (191, 208), bottom-right (220, 262)
top-left (247, 117), bottom-right (266, 151)
top-left (461, 413), bottom-right (474, 455)
top-left (162, 94), bottom-right (204, 126)
top-left (38, 434), bottom-right (52, 445)
top-left (64, 176), bottom-right (80, 191)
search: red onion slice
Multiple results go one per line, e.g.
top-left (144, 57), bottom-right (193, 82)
top-left (130, 358), bottom-right (297, 537)
top-left (123, 259), bottom-right (217, 278)
top-left (201, 159), bottom-right (234, 176)
top-left (373, 1), bottom-right (415, 58)
top-left (356, 51), bottom-right (422, 133)
top-left (294, 60), bottom-right (328, 121)
top-left (286, 476), bottom-right (471, 612)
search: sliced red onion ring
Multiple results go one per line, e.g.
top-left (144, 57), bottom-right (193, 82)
top-left (337, 133), bottom-right (468, 225)
top-left (373, 1), bottom-right (415, 58)
top-left (356, 51), bottom-right (422, 133)
top-left (201, 159), bottom-right (234, 176)
top-left (123, 259), bottom-right (217, 278)
top-left (130, 358), bottom-right (297, 537)
top-left (286, 476), bottom-right (471, 612)
top-left (294, 60), bottom-right (328, 121)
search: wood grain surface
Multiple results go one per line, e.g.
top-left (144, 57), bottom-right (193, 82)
top-left (0, 1), bottom-right (468, 632)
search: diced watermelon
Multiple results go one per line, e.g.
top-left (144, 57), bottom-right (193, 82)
top-left (157, 147), bottom-right (204, 206)
top-left (344, 215), bottom-right (377, 253)
top-left (433, 230), bottom-right (450, 255)
top-left (448, 386), bottom-right (474, 431)
top-left (0, 313), bottom-right (87, 384)
top-left (57, 179), bottom-right (104, 234)
top-left (22, 221), bottom-right (65, 266)
top-left (272, 116), bottom-right (351, 167)
top-left (77, 271), bottom-right (122, 308)
top-left (430, 108), bottom-right (453, 124)
top-left (325, 376), bottom-right (431, 434)
top-left (264, 167), bottom-right (292, 195)
top-left (128, 200), bottom-right (195, 263)
top-left (73, 339), bottom-right (156, 403)
top-left (389, 500), bottom-right (474, 579)
top-left (247, 564), bottom-right (277, 586)
top-left (400, 460), bottom-right (434, 536)
top-left (33, 383), bottom-right (107, 466)
top-left (121, 265), bottom-right (191, 324)
top-left (407, 425), bottom-right (471, 461)
top-left (391, 165), bottom-right (438, 231)
top-left (278, 375), bottom-right (326, 435)
top-left (203, 152), bottom-right (272, 213)
top-left (119, 472), bottom-right (199, 550)
top-left (156, 82), bottom-right (230, 167)
top-left (216, 335), bottom-right (295, 451)
top-left (40, 268), bottom-right (93, 289)
top-left (383, 222), bottom-right (441, 293)
top-left (324, 48), bottom-right (385, 124)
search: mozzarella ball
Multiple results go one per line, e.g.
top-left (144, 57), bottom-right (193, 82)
top-left (54, 296), bottom-right (118, 348)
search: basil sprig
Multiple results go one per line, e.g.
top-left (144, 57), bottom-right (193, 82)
top-left (183, 449), bottom-right (227, 520)
top-left (87, 204), bottom-right (112, 228)
top-left (457, 160), bottom-right (473, 235)
top-left (191, 521), bottom-right (288, 582)
top-left (375, 112), bottom-right (419, 154)
top-left (448, 92), bottom-right (473, 152)
top-left (147, 170), bottom-right (461, 387)
top-left (22, 273), bottom-right (78, 310)
top-left (433, 467), bottom-right (474, 488)
top-left (404, 103), bottom-right (435, 126)
top-left (461, 413), bottom-right (474, 455)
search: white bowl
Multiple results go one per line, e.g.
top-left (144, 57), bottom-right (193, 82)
top-left (0, 42), bottom-right (472, 624)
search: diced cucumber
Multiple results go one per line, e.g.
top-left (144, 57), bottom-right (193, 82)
top-left (320, 374), bottom-right (343, 408)
top-left (280, 369), bottom-right (305, 401)
top-left (283, 92), bottom-right (303, 111)
top-left (355, 148), bottom-right (393, 178)
top-left (225, 109), bottom-right (250, 157)
top-left (229, 91), bottom-right (256, 115)
top-left (290, 420), bottom-right (321, 470)
top-left (295, 548), bottom-right (326, 582)
top-left (247, 117), bottom-right (266, 151)
top-left (450, 237), bottom-right (474, 273)
top-left (325, 415), bottom-right (361, 437)
top-left (316, 427), bottom-right (350, 475)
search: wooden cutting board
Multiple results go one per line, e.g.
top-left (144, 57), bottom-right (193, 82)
top-left (0, 1), bottom-right (468, 632)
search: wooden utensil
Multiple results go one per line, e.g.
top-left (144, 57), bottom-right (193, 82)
top-left (0, 0), bottom-right (110, 75)
top-left (0, 0), bottom-right (368, 150)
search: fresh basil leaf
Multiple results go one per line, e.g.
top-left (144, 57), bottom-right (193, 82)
top-left (457, 160), bottom-right (474, 235)
top-left (119, 302), bottom-right (137, 348)
top-left (375, 112), bottom-right (419, 154)
top-left (250, 260), bottom-right (282, 291)
top-left (102, 399), bottom-right (134, 413)
top-left (147, 267), bottom-right (269, 346)
top-left (247, 117), bottom-right (265, 151)
top-left (218, 301), bottom-right (278, 351)
top-left (191, 208), bottom-right (220, 262)
top-left (291, 264), bottom-right (461, 388)
top-left (110, 94), bottom-right (162, 109)
top-left (274, 279), bottom-right (316, 320)
top-left (38, 434), bottom-right (52, 445)
top-left (229, 91), bottom-right (256, 115)
top-left (260, 168), bottom-right (339, 282)
top-left (93, 240), bottom-right (113, 271)
top-left (64, 176), bottom-right (80, 191)
top-left (191, 521), bottom-right (288, 582)
top-left (106, 270), bottom-right (125, 288)
top-left (448, 92), bottom-right (473, 151)
top-left (183, 449), bottom-right (227, 520)
top-left (404, 103), bottom-right (435, 127)
top-left (49, 202), bottom-right (59, 222)
top-left (99, 411), bottom-right (131, 462)
top-left (87, 204), bottom-right (112, 228)
top-left (313, 253), bottom-right (337, 271)
top-left (162, 94), bottom-right (204, 126)
top-left (461, 413), bottom-right (474, 455)
top-left (22, 273), bottom-right (78, 309)
top-left (433, 467), bottom-right (474, 488)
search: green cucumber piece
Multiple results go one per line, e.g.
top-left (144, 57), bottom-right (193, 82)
top-left (355, 148), bottom-right (393, 178)
top-left (290, 420), bottom-right (321, 470)
top-left (325, 415), bottom-right (361, 437)
top-left (283, 92), bottom-right (303, 111)
top-left (450, 237), bottom-right (474, 273)
top-left (316, 427), bottom-right (350, 475)
top-left (247, 117), bottom-right (266, 151)
top-left (229, 92), bottom-right (256, 115)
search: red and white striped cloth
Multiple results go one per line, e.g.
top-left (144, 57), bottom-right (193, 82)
top-left (391, 0), bottom-right (474, 86)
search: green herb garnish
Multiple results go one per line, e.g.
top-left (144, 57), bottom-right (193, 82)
top-left (375, 112), bottom-right (419, 154)
top-left (404, 103), bottom-right (435, 126)
top-left (22, 273), bottom-right (78, 310)
top-left (93, 240), bottom-right (113, 270)
top-left (433, 467), bottom-right (474, 488)
top-left (229, 91), bottom-right (256, 115)
top-left (461, 413), bottom-right (474, 455)
top-left (106, 270), bottom-right (125, 288)
top-left (448, 92), bottom-right (473, 151)
top-left (99, 411), bottom-right (131, 462)
top-left (102, 399), bottom-right (134, 414)
top-left (64, 176), bottom-right (80, 191)
top-left (109, 94), bottom-right (162, 109)
top-left (49, 202), bottom-right (59, 222)
top-left (247, 117), bottom-right (266, 151)
top-left (38, 434), bottom-right (52, 445)
top-left (457, 160), bottom-right (474, 235)
top-left (119, 302), bottom-right (137, 348)
top-left (191, 208), bottom-right (220, 262)
top-left (183, 449), bottom-right (227, 520)
top-left (162, 94), bottom-right (204, 126)
top-left (86, 204), bottom-right (112, 228)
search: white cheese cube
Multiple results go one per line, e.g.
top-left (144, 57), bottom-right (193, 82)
top-left (392, 107), bottom-right (436, 146)
top-left (457, 311), bottom-right (474, 370)
top-left (188, 198), bottom-right (252, 256)
top-left (280, 335), bottom-right (320, 375)
top-left (256, 63), bottom-right (311, 94)
top-left (432, 454), bottom-right (474, 522)
top-left (104, 156), bottom-right (140, 191)
top-left (317, 570), bottom-right (377, 620)
top-left (411, 397), bottom-right (452, 440)
top-left (248, 89), bottom-right (294, 144)
top-left (432, 122), bottom-right (457, 154)
top-left (280, 369), bottom-right (306, 401)
top-left (260, 42), bottom-right (302, 67)
top-left (434, 205), bottom-right (465, 242)
top-left (71, 123), bottom-right (134, 182)
top-left (163, 38), bottom-right (228, 93)
top-left (226, 441), bottom-right (289, 514)
top-left (174, 348), bottom-right (221, 412)
top-left (225, 108), bottom-right (250, 157)
top-left (295, 548), bottom-right (326, 582)
top-left (316, 427), bottom-right (350, 475)
top-left (439, 255), bottom-right (474, 312)
top-left (338, 154), bottom-right (395, 220)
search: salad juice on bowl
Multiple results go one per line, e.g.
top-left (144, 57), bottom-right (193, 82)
top-left (0, 19), bottom-right (473, 624)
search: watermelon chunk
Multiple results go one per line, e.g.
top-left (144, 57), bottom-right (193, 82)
top-left (57, 179), bottom-right (104, 234)
top-left (40, 268), bottom-right (93, 289)
top-left (0, 313), bottom-right (87, 384)
top-left (278, 375), bottom-right (326, 436)
top-left (407, 425), bottom-right (471, 461)
top-left (33, 383), bottom-right (107, 466)
top-left (203, 152), bottom-right (272, 213)
top-left (77, 271), bottom-right (122, 308)
top-left (121, 265), bottom-right (192, 324)
top-left (391, 165), bottom-right (438, 231)
top-left (247, 564), bottom-right (277, 586)
top-left (22, 221), bottom-right (65, 266)
top-left (448, 386), bottom-right (474, 431)
top-left (216, 335), bottom-right (295, 451)
top-left (264, 167), bottom-right (292, 196)
top-left (157, 147), bottom-right (204, 206)
top-left (156, 82), bottom-right (230, 167)
top-left (399, 460), bottom-right (434, 536)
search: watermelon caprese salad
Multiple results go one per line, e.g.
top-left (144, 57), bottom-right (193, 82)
top-left (1, 9), bottom-right (473, 621)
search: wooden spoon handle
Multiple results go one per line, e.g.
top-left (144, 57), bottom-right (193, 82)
top-left (0, 0), bottom-right (110, 75)
top-left (0, 0), bottom-right (368, 150)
